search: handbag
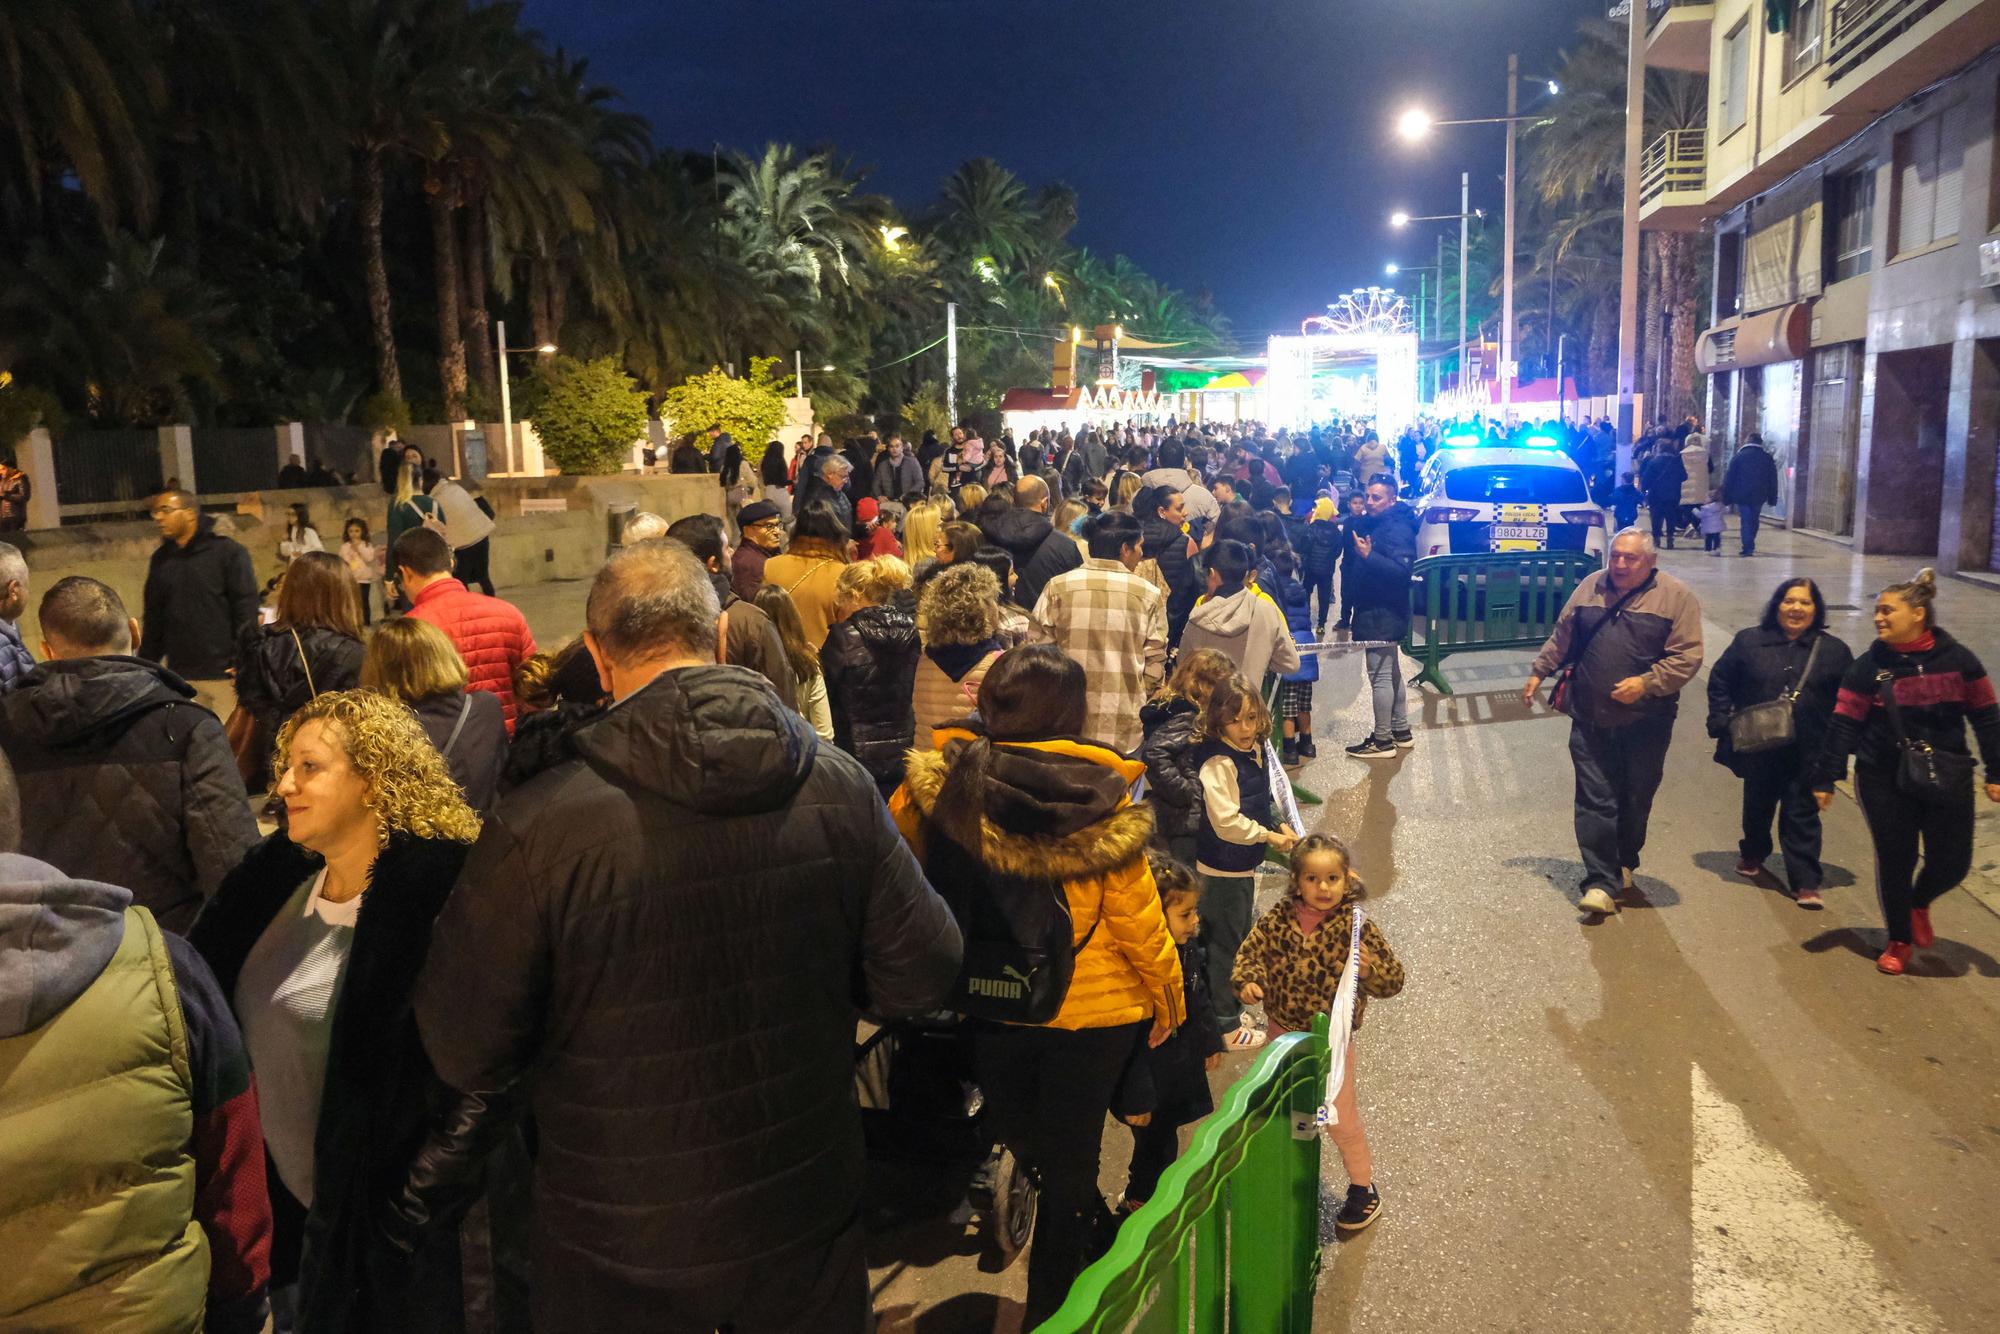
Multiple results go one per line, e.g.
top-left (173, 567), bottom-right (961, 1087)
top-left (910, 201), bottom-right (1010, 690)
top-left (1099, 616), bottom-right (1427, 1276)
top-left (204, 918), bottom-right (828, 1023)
top-left (227, 628), bottom-right (320, 788)
top-left (1875, 670), bottom-right (1976, 805)
top-left (1728, 636), bottom-right (1822, 754)
top-left (1549, 573), bottom-right (1652, 716)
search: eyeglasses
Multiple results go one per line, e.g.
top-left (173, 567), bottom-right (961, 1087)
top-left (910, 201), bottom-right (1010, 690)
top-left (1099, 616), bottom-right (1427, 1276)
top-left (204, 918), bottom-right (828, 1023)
top-left (150, 505), bottom-right (189, 518)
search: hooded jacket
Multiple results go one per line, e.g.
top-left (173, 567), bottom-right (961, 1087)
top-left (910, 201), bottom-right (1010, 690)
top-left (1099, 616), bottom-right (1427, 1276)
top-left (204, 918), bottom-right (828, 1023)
top-left (1179, 584), bottom-right (1301, 685)
top-left (820, 601), bottom-right (920, 791)
top-left (232, 622), bottom-right (364, 736)
top-left (1139, 515), bottom-right (1199, 644)
top-left (0, 656), bottom-right (259, 932)
top-left (912, 640), bottom-right (1003, 750)
top-left (140, 517), bottom-right (260, 681)
top-left (1345, 502), bottom-right (1420, 643)
top-left (979, 506), bottom-right (1082, 612)
top-left (0, 859), bottom-right (271, 1334)
top-left (892, 728), bottom-right (1186, 1033)
top-left (413, 665), bottom-right (961, 1288)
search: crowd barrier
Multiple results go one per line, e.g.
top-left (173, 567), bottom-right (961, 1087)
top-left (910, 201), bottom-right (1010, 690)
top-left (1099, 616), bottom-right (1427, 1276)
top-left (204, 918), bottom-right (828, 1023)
top-left (1039, 1014), bottom-right (1331, 1333)
top-left (1400, 551), bottom-right (1601, 694)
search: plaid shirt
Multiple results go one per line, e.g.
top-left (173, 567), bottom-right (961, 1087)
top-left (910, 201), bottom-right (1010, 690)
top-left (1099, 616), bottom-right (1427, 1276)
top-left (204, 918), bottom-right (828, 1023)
top-left (1030, 557), bottom-right (1168, 753)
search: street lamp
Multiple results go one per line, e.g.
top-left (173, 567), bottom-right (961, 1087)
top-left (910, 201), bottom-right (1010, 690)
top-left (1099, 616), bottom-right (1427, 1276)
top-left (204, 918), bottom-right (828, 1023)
top-left (1394, 58), bottom-right (1559, 413)
top-left (496, 319), bottom-right (554, 475)
top-left (1387, 190), bottom-right (1482, 400)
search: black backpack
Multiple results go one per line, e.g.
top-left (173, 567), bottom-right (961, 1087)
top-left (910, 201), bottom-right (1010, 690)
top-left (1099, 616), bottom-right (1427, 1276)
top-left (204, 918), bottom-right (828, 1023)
top-left (924, 831), bottom-right (1097, 1024)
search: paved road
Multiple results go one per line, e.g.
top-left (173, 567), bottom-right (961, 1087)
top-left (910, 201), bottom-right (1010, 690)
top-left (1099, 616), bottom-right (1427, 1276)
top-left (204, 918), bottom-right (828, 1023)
top-left (503, 528), bottom-right (2000, 1332)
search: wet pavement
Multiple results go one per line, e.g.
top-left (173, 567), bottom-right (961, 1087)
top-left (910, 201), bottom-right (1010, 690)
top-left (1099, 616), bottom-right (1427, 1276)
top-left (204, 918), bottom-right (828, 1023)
top-left (502, 526), bottom-right (2000, 1332)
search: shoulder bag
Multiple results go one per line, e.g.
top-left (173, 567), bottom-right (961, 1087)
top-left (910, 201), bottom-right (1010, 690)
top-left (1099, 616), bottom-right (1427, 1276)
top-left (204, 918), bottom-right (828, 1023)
top-left (1549, 573), bottom-right (1652, 716)
top-left (224, 628), bottom-right (319, 787)
top-left (1728, 635), bottom-right (1822, 754)
top-left (1875, 669), bottom-right (1976, 805)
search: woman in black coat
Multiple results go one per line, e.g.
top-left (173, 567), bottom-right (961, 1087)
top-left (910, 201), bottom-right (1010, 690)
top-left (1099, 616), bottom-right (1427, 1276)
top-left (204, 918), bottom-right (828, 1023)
top-left (190, 691), bottom-right (525, 1333)
top-left (820, 560), bottom-right (919, 796)
top-left (1705, 577), bottom-right (1854, 907)
top-left (1137, 485), bottom-right (1200, 646)
top-left (234, 552), bottom-right (365, 787)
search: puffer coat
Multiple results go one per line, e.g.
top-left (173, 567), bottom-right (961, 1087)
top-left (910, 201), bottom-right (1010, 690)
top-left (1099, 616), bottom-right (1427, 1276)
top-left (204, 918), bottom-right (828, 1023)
top-left (1138, 695), bottom-right (1203, 840)
top-left (232, 622), bottom-right (364, 736)
top-left (406, 578), bottom-right (536, 730)
top-left (820, 602), bottom-right (920, 792)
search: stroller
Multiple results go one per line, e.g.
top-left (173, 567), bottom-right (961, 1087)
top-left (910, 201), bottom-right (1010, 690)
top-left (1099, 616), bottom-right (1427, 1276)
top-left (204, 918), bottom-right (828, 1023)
top-left (856, 1013), bottom-right (1038, 1267)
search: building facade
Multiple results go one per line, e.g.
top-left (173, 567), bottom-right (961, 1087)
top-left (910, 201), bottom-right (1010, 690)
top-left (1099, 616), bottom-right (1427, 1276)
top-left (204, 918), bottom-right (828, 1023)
top-left (1639, 0), bottom-right (2000, 574)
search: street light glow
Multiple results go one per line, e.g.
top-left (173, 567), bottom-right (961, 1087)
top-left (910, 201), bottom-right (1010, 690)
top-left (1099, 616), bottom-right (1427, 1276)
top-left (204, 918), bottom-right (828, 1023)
top-left (1390, 211), bottom-right (1411, 228)
top-left (1547, 79), bottom-right (1561, 96)
top-left (820, 363), bottom-right (835, 372)
top-left (1385, 262), bottom-right (1400, 275)
top-left (536, 342), bottom-right (556, 354)
top-left (1397, 108), bottom-right (1433, 141)
top-left (880, 224), bottom-right (907, 252)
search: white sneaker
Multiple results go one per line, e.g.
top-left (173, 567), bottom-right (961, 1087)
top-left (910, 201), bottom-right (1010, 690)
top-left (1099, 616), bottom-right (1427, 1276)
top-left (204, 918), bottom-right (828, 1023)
top-left (1225, 1026), bottom-right (1268, 1050)
top-left (1579, 886), bottom-right (1620, 915)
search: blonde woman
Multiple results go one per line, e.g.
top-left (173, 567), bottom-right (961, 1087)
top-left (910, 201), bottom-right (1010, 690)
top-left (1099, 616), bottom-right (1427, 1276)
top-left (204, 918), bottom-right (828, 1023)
top-left (385, 461), bottom-right (442, 607)
top-left (191, 691), bottom-right (522, 1331)
top-left (912, 563), bottom-right (1004, 749)
top-left (902, 502), bottom-right (943, 578)
top-left (361, 616), bottom-right (508, 814)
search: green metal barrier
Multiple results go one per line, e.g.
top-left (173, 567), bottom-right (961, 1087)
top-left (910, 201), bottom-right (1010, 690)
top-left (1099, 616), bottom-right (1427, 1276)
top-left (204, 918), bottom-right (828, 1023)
top-left (1401, 551), bottom-right (1601, 695)
top-left (1038, 1014), bottom-right (1332, 1334)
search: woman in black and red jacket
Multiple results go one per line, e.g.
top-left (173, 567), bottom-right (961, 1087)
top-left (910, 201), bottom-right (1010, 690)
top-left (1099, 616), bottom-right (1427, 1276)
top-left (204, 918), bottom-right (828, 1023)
top-left (1813, 568), bottom-right (2000, 975)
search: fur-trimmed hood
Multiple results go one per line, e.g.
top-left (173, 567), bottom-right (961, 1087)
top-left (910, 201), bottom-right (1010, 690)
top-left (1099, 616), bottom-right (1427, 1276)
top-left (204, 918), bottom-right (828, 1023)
top-left (901, 731), bottom-right (1152, 881)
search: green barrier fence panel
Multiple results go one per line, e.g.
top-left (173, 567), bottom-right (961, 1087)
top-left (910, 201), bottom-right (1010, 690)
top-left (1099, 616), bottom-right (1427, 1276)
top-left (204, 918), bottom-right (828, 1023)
top-left (1400, 551), bottom-right (1601, 695)
top-left (1038, 1013), bottom-right (1332, 1334)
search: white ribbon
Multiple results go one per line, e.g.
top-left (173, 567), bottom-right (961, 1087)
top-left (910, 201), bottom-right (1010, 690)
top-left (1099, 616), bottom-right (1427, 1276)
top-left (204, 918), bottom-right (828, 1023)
top-left (1314, 906), bottom-right (1366, 1127)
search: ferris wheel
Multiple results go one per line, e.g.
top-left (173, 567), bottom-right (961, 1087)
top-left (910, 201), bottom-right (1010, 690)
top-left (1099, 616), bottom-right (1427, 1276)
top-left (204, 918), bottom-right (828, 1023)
top-left (1301, 287), bottom-right (1413, 338)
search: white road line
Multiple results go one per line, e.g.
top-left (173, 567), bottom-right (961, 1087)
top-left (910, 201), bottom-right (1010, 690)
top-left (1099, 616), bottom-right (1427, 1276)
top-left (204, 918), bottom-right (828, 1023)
top-left (1691, 1063), bottom-right (1938, 1333)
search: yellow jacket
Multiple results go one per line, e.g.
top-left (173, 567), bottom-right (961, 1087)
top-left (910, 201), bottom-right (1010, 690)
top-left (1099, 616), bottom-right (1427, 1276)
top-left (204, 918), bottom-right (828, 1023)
top-left (892, 732), bottom-right (1187, 1033)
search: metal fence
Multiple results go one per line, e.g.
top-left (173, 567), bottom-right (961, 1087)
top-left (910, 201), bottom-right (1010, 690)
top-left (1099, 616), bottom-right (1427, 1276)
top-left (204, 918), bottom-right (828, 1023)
top-left (191, 427), bottom-right (278, 495)
top-left (53, 429), bottom-right (163, 506)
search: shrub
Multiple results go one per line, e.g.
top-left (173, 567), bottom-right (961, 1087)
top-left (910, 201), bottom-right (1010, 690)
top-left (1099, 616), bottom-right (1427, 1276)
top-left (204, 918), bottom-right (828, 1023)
top-left (660, 357), bottom-right (788, 464)
top-left (360, 391), bottom-right (412, 433)
top-left (529, 356), bottom-right (651, 475)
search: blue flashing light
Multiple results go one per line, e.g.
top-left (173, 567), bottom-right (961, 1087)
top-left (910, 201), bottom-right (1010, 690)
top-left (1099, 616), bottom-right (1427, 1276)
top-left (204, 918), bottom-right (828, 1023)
top-left (1443, 431), bottom-right (1482, 448)
top-left (1521, 433), bottom-right (1562, 449)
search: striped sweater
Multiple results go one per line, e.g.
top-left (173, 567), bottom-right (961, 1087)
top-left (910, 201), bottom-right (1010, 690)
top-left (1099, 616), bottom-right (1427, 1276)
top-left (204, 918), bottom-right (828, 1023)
top-left (1813, 629), bottom-right (2000, 788)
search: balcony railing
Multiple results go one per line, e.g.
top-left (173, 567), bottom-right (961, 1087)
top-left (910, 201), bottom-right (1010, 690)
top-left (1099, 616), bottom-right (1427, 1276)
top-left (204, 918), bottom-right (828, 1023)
top-left (1639, 129), bottom-right (1706, 208)
top-left (1828, 0), bottom-right (1946, 78)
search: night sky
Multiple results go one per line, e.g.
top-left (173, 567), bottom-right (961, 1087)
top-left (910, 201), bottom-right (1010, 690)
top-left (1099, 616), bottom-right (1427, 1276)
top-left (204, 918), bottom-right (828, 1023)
top-left (519, 0), bottom-right (1611, 341)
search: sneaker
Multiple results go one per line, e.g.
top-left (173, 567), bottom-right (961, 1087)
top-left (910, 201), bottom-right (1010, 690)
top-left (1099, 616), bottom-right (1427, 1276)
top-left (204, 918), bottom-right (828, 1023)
top-left (1794, 887), bottom-right (1824, 909)
top-left (1345, 736), bottom-right (1396, 759)
top-left (1390, 729), bottom-right (1416, 749)
top-left (1225, 1025), bottom-right (1268, 1050)
top-left (1735, 858), bottom-right (1763, 879)
top-left (1281, 740), bottom-right (1301, 769)
top-left (1579, 886), bottom-right (1619, 915)
top-left (1876, 942), bottom-right (1912, 975)
top-left (1334, 617), bottom-right (1352, 632)
top-left (1334, 1184), bottom-right (1382, 1233)
top-left (1297, 734), bottom-right (1318, 759)
top-left (1910, 908), bottom-right (1934, 948)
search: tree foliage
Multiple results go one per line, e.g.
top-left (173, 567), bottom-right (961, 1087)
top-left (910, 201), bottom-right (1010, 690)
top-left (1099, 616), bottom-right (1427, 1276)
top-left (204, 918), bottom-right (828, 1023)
top-left (528, 355), bottom-right (648, 475)
top-left (660, 357), bottom-right (788, 464)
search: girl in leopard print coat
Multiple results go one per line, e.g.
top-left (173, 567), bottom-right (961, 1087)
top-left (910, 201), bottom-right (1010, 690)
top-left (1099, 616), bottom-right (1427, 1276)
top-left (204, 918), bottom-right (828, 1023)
top-left (1233, 832), bottom-right (1403, 1231)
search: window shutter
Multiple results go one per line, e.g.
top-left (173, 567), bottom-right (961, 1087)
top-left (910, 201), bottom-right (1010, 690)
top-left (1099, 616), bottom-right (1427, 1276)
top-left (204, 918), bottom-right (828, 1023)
top-left (1895, 117), bottom-right (1938, 256)
top-left (1932, 101), bottom-right (1969, 242)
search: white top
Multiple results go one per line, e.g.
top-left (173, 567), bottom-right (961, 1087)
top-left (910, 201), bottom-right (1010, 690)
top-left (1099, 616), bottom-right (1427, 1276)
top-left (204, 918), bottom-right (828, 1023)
top-left (799, 670), bottom-right (834, 742)
top-left (1197, 752), bottom-right (1273, 878)
top-left (429, 479), bottom-right (496, 549)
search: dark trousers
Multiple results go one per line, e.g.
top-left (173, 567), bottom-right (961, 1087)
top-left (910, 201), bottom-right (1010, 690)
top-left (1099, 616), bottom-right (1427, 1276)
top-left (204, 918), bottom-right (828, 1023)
top-left (1737, 504), bottom-right (1762, 554)
top-left (975, 1019), bottom-right (1148, 1327)
top-left (357, 582), bottom-right (374, 626)
top-left (1855, 769), bottom-right (1976, 944)
top-left (1337, 570), bottom-right (1358, 625)
top-left (1568, 712), bottom-right (1675, 891)
top-left (1703, 532), bottom-right (1721, 552)
top-left (456, 537), bottom-right (495, 595)
top-left (1307, 569), bottom-right (1336, 631)
top-left (1650, 502), bottom-right (1676, 548)
top-left (531, 1216), bottom-right (869, 1333)
top-left (1125, 1107), bottom-right (1195, 1204)
top-left (1198, 874), bottom-right (1255, 1033)
top-left (1739, 756), bottom-right (1824, 889)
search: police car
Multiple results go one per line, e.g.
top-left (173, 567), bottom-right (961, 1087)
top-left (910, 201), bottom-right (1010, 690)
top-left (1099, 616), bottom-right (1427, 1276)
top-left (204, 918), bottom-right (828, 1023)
top-left (1409, 433), bottom-right (1607, 560)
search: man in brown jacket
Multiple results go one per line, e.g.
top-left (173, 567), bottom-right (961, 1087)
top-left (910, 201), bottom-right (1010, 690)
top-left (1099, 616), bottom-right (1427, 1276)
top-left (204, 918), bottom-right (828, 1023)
top-left (1522, 530), bottom-right (1704, 915)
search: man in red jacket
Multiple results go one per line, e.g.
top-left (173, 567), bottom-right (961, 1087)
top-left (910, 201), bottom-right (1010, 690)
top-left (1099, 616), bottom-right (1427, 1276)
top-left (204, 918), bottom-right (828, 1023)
top-left (393, 528), bottom-right (536, 731)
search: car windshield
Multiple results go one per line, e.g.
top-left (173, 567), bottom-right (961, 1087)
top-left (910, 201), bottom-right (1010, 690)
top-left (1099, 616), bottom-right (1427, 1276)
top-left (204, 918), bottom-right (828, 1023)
top-left (1443, 465), bottom-right (1587, 505)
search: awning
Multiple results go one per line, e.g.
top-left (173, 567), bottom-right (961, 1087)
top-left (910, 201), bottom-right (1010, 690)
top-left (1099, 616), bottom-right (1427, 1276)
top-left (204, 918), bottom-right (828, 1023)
top-left (1695, 303), bottom-right (1810, 374)
top-left (1201, 370), bottom-right (1266, 391)
top-left (998, 387), bottom-right (1083, 412)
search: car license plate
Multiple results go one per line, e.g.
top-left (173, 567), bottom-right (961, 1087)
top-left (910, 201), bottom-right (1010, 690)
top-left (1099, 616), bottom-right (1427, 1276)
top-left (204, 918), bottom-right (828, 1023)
top-left (1492, 524), bottom-right (1547, 542)
top-left (1496, 504), bottom-right (1542, 525)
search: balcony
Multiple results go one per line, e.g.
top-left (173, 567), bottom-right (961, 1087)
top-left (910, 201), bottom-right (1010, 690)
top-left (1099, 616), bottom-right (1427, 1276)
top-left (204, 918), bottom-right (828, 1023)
top-left (1824, 0), bottom-right (2000, 104)
top-left (1828, 0), bottom-right (1943, 78)
top-left (1638, 129), bottom-right (1708, 230)
top-left (1648, 0), bottom-right (1716, 71)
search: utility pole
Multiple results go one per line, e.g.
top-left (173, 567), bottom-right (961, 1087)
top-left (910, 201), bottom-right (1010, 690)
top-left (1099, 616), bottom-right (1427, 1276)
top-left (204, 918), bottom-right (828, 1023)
top-left (795, 350), bottom-right (804, 398)
top-left (497, 318), bottom-right (513, 468)
top-left (1616, 0), bottom-right (1645, 479)
top-left (1502, 53), bottom-right (1519, 415)
top-left (1459, 171), bottom-right (1470, 399)
top-left (946, 302), bottom-right (959, 424)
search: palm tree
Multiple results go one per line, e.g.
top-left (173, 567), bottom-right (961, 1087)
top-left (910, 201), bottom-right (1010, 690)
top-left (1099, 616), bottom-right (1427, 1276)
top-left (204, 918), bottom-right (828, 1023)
top-left (931, 157), bottom-right (1036, 283)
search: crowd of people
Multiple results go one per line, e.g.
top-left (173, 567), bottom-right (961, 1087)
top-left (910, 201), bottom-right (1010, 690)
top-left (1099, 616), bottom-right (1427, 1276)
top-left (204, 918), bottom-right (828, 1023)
top-left (0, 410), bottom-right (1995, 1332)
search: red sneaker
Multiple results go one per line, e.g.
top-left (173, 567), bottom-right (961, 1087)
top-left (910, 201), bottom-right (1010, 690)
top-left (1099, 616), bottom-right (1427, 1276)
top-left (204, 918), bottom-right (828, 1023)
top-left (1876, 942), bottom-right (1913, 975)
top-left (1910, 909), bottom-right (1934, 948)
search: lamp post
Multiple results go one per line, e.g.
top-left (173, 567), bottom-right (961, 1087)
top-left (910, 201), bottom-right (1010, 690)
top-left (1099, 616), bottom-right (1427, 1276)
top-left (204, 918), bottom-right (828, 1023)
top-left (1387, 261), bottom-right (1442, 399)
top-left (1390, 195), bottom-right (1482, 398)
top-left (496, 319), bottom-right (556, 475)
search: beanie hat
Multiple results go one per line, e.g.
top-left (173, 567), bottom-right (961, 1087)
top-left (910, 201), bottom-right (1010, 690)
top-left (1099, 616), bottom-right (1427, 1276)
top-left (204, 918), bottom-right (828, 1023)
top-left (855, 497), bottom-right (879, 524)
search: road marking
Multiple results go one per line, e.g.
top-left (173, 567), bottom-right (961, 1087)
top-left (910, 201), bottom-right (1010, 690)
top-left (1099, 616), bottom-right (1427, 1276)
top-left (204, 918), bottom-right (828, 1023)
top-left (1691, 1063), bottom-right (1938, 1333)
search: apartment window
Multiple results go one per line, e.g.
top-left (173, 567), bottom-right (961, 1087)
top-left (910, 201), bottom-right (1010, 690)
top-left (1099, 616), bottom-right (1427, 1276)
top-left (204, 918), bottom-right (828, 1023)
top-left (1893, 103), bottom-right (1968, 256)
top-left (1720, 21), bottom-right (1750, 136)
top-left (1828, 167), bottom-right (1875, 281)
top-left (1786, 0), bottom-right (1822, 82)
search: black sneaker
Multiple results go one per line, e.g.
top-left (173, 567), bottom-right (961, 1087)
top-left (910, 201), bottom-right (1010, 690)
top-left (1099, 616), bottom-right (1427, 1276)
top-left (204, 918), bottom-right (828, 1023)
top-left (1335, 1184), bottom-right (1382, 1233)
top-left (1345, 736), bottom-right (1395, 759)
top-left (1296, 735), bottom-right (1318, 759)
top-left (1281, 740), bottom-right (1301, 769)
top-left (1390, 729), bottom-right (1415, 749)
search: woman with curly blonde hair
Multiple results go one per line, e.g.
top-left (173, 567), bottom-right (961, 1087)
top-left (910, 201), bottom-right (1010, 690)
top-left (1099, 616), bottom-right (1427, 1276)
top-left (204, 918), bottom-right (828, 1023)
top-left (911, 562), bottom-right (1003, 750)
top-left (191, 690), bottom-right (524, 1331)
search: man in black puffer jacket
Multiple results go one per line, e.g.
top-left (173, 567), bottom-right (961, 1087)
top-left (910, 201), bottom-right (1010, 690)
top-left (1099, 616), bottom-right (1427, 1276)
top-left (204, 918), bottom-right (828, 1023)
top-left (409, 541), bottom-right (961, 1334)
top-left (0, 576), bottom-right (258, 931)
top-left (977, 475), bottom-right (1081, 611)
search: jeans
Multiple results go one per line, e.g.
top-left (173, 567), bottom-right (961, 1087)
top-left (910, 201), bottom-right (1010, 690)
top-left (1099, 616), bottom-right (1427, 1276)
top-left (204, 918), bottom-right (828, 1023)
top-left (1364, 645), bottom-right (1408, 741)
top-left (1739, 755), bottom-right (1823, 889)
top-left (1650, 502), bottom-right (1676, 548)
top-left (975, 1019), bottom-right (1149, 1326)
top-left (1126, 1110), bottom-right (1188, 1204)
top-left (1737, 504), bottom-right (1762, 554)
top-left (1855, 768), bottom-right (1975, 943)
top-left (455, 536), bottom-right (495, 595)
top-left (1703, 532), bottom-right (1721, 552)
top-left (1567, 712), bottom-right (1675, 891)
top-left (1199, 873), bottom-right (1256, 1033)
top-left (1307, 568), bottom-right (1336, 630)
